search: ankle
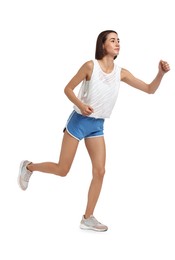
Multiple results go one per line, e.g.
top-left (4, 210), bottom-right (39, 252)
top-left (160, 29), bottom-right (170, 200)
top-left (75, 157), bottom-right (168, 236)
top-left (84, 214), bottom-right (92, 219)
top-left (27, 163), bottom-right (32, 172)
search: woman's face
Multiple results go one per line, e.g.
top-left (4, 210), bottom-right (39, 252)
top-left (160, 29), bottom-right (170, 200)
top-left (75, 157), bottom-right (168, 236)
top-left (103, 32), bottom-right (120, 58)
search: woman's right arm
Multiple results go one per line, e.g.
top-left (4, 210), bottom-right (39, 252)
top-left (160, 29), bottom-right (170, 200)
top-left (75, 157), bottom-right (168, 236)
top-left (64, 60), bottom-right (94, 116)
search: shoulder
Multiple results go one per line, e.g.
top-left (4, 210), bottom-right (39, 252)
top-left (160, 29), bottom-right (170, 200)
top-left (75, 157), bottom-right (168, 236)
top-left (83, 60), bottom-right (94, 70)
top-left (120, 67), bottom-right (132, 81)
top-left (81, 60), bottom-right (94, 80)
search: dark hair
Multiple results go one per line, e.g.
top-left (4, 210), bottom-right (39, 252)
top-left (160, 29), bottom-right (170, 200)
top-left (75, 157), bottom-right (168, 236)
top-left (95, 30), bottom-right (118, 60)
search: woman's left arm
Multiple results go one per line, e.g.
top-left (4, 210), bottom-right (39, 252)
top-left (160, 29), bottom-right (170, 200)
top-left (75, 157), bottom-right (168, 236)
top-left (121, 60), bottom-right (170, 94)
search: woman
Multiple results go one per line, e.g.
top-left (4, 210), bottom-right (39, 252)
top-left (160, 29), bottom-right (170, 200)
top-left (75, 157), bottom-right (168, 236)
top-left (18, 30), bottom-right (170, 232)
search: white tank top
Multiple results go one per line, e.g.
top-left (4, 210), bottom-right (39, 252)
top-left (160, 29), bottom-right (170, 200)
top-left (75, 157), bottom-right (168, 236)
top-left (74, 59), bottom-right (121, 118)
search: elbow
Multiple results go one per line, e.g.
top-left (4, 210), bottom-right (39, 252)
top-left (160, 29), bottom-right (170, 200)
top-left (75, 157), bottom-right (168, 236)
top-left (64, 87), bottom-right (69, 96)
top-left (147, 89), bottom-right (155, 94)
top-left (147, 85), bottom-right (156, 94)
top-left (64, 85), bottom-right (73, 97)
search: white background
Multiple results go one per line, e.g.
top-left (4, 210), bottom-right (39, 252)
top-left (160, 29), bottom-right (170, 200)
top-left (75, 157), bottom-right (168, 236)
top-left (0, 0), bottom-right (175, 259)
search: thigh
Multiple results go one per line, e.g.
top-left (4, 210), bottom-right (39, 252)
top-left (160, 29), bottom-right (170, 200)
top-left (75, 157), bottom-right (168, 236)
top-left (84, 137), bottom-right (106, 169)
top-left (58, 130), bottom-right (79, 170)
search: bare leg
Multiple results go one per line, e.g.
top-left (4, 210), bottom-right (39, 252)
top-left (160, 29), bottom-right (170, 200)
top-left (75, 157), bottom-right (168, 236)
top-left (27, 131), bottom-right (79, 176)
top-left (84, 136), bottom-right (106, 218)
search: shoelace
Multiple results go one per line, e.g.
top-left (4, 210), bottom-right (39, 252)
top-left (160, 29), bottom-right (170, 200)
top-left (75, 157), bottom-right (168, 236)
top-left (89, 216), bottom-right (102, 226)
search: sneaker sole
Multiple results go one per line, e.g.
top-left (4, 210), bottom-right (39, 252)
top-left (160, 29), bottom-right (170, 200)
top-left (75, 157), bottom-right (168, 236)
top-left (80, 223), bottom-right (108, 232)
top-left (17, 160), bottom-right (27, 191)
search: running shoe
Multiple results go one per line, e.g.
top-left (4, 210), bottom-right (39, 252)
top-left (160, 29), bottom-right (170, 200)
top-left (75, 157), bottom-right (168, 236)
top-left (80, 215), bottom-right (108, 232)
top-left (18, 160), bottom-right (32, 190)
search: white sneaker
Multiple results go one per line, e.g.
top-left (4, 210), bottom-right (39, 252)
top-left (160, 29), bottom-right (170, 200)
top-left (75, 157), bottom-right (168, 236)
top-left (18, 160), bottom-right (32, 190)
top-left (80, 215), bottom-right (108, 232)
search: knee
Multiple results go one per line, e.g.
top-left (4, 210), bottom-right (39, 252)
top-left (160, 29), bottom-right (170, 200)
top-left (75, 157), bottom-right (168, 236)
top-left (93, 167), bottom-right (106, 180)
top-left (57, 165), bottom-right (70, 177)
top-left (60, 167), bottom-right (69, 177)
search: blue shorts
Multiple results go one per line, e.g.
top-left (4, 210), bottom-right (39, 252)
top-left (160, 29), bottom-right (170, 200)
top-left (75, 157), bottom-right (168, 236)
top-left (64, 110), bottom-right (104, 141)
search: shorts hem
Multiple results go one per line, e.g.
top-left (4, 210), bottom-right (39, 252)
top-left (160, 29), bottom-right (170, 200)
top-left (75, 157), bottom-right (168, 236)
top-left (65, 127), bottom-right (80, 141)
top-left (85, 134), bottom-right (104, 139)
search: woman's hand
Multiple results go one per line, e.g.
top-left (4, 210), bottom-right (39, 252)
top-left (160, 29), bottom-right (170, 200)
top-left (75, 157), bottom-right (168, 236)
top-left (80, 104), bottom-right (94, 116)
top-left (159, 60), bottom-right (170, 74)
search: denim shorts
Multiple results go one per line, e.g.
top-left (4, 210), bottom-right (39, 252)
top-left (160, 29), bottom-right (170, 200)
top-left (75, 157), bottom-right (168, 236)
top-left (64, 110), bottom-right (104, 141)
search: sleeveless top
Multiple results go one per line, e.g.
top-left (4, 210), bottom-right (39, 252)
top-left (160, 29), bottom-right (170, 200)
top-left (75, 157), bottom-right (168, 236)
top-left (74, 59), bottom-right (121, 119)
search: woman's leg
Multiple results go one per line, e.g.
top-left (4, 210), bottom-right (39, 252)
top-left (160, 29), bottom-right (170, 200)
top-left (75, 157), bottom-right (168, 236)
top-left (84, 136), bottom-right (106, 218)
top-left (27, 130), bottom-right (79, 176)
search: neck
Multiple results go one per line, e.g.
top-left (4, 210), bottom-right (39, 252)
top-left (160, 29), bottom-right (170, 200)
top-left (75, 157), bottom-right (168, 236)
top-left (98, 57), bottom-right (114, 73)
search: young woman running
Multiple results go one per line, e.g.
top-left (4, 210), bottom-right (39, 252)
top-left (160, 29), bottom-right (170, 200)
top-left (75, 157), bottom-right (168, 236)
top-left (18, 30), bottom-right (170, 232)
